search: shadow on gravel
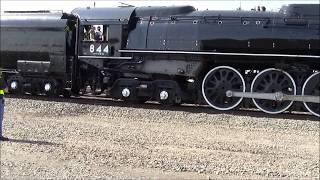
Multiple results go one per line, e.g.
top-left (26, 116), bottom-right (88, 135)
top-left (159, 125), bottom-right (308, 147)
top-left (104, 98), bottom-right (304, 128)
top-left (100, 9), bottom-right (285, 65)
top-left (7, 94), bottom-right (319, 122)
top-left (8, 138), bottom-right (61, 146)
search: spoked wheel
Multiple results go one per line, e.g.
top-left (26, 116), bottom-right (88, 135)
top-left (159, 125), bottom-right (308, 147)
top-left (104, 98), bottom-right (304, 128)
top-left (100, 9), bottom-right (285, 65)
top-left (251, 68), bottom-right (296, 114)
top-left (302, 72), bottom-right (320, 117)
top-left (202, 66), bottom-right (245, 110)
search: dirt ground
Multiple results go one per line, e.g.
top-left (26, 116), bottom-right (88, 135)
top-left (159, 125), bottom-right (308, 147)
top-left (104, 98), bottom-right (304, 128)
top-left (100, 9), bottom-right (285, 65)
top-left (0, 97), bottom-right (319, 179)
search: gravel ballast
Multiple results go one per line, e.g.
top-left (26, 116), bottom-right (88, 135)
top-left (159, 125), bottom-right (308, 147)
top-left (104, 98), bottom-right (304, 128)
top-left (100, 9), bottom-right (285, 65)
top-left (0, 97), bottom-right (319, 179)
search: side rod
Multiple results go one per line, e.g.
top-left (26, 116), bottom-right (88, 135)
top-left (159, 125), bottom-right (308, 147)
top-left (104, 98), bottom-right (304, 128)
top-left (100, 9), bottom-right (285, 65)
top-left (226, 91), bottom-right (320, 103)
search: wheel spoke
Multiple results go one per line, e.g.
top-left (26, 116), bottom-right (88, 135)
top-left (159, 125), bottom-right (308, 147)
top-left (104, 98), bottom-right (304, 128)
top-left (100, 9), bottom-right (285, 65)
top-left (281, 79), bottom-right (289, 87)
top-left (220, 70), bottom-right (225, 80)
top-left (208, 79), bottom-right (216, 85)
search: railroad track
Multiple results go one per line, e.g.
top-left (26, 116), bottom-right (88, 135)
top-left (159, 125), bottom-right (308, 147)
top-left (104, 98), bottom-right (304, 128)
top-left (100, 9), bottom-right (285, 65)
top-left (6, 94), bottom-right (318, 121)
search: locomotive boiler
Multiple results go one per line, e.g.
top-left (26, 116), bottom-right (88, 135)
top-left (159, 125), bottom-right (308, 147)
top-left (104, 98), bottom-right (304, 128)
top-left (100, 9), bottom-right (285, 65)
top-left (1, 4), bottom-right (319, 116)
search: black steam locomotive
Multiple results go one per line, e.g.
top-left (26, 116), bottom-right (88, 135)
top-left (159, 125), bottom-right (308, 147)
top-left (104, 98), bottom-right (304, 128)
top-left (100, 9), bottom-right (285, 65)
top-left (1, 4), bottom-right (319, 116)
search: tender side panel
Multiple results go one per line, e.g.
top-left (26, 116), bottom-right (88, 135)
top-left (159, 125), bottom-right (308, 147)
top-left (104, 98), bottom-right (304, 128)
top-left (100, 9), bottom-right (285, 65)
top-left (1, 16), bottom-right (67, 74)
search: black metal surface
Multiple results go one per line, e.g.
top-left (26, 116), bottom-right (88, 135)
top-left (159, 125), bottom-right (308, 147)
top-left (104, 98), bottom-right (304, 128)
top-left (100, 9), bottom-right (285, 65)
top-left (125, 4), bottom-right (319, 56)
top-left (279, 4), bottom-right (320, 18)
top-left (71, 7), bottom-right (135, 21)
top-left (126, 19), bottom-right (149, 49)
top-left (186, 9), bottom-right (277, 18)
top-left (1, 12), bottom-right (66, 28)
top-left (193, 8), bottom-right (319, 55)
top-left (0, 12), bottom-right (69, 74)
top-left (135, 6), bottom-right (195, 17)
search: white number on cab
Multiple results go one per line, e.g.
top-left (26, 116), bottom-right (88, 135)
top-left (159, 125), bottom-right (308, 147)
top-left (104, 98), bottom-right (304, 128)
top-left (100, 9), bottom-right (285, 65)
top-left (96, 45), bottom-right (102, 53)
top-left (89, 44), bottom-right (95, 53)
top-left (103, 45), bottom-right (109, 54)
top-left (89, 44), bottom-right (108, 54)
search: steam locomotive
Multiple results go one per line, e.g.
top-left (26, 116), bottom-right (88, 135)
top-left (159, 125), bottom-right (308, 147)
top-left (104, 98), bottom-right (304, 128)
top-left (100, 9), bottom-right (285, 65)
top-left (1, 4), bottom-right (319, 116)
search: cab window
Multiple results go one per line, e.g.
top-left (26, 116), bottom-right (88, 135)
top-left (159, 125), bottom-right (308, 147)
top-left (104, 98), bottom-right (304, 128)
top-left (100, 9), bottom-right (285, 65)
top-left (83, 25), bottom-right (108, 42)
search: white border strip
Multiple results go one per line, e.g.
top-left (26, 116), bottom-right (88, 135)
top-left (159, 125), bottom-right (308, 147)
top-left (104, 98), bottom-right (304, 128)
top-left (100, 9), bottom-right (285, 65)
top-left (118, 49), bottom-right (320, 59)
top-left (78, 56), bottom-right (132, 60)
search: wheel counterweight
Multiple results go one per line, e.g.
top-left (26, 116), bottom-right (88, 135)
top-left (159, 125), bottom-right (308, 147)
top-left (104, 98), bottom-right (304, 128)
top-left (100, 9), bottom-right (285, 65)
top-left (251, 68), bottom-right (296, 114)
top-left (302, 72), bottom-right (320, 117)
top-left (202, 66), bottom-right (245, 110)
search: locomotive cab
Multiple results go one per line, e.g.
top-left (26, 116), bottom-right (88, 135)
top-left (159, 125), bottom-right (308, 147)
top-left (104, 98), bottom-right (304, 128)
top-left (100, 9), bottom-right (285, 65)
top-left (72, 7), bottom-right (136, 58)
top-left (71, 7), bottom-right (136, 94)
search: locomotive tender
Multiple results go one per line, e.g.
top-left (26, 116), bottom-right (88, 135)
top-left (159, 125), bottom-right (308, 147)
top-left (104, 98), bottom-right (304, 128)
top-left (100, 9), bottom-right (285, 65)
top-left (1, 4), bottom-right (319, 116)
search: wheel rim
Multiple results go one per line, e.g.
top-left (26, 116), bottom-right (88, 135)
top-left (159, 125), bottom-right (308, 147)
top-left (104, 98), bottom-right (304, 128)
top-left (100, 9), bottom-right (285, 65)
top-left (302, 72), bottom-right (320, 117)
top-left (202, 66), bottom-right (245, 110)
top-left (251, 68), bottom-right (296, 114)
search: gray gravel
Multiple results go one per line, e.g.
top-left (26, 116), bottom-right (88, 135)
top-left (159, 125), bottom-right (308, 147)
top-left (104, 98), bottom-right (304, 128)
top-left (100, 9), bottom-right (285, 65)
top-left (0, 97), bottom-right (319, 179)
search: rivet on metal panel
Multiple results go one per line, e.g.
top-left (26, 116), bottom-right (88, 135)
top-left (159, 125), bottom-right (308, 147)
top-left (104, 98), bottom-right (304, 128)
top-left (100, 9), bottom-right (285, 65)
top-left (243, 20), bottom-right (249, 25)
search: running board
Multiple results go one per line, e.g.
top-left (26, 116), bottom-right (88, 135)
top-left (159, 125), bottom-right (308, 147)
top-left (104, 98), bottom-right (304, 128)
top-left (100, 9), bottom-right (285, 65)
top-left (226, 91), bottom-right (320, 103)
